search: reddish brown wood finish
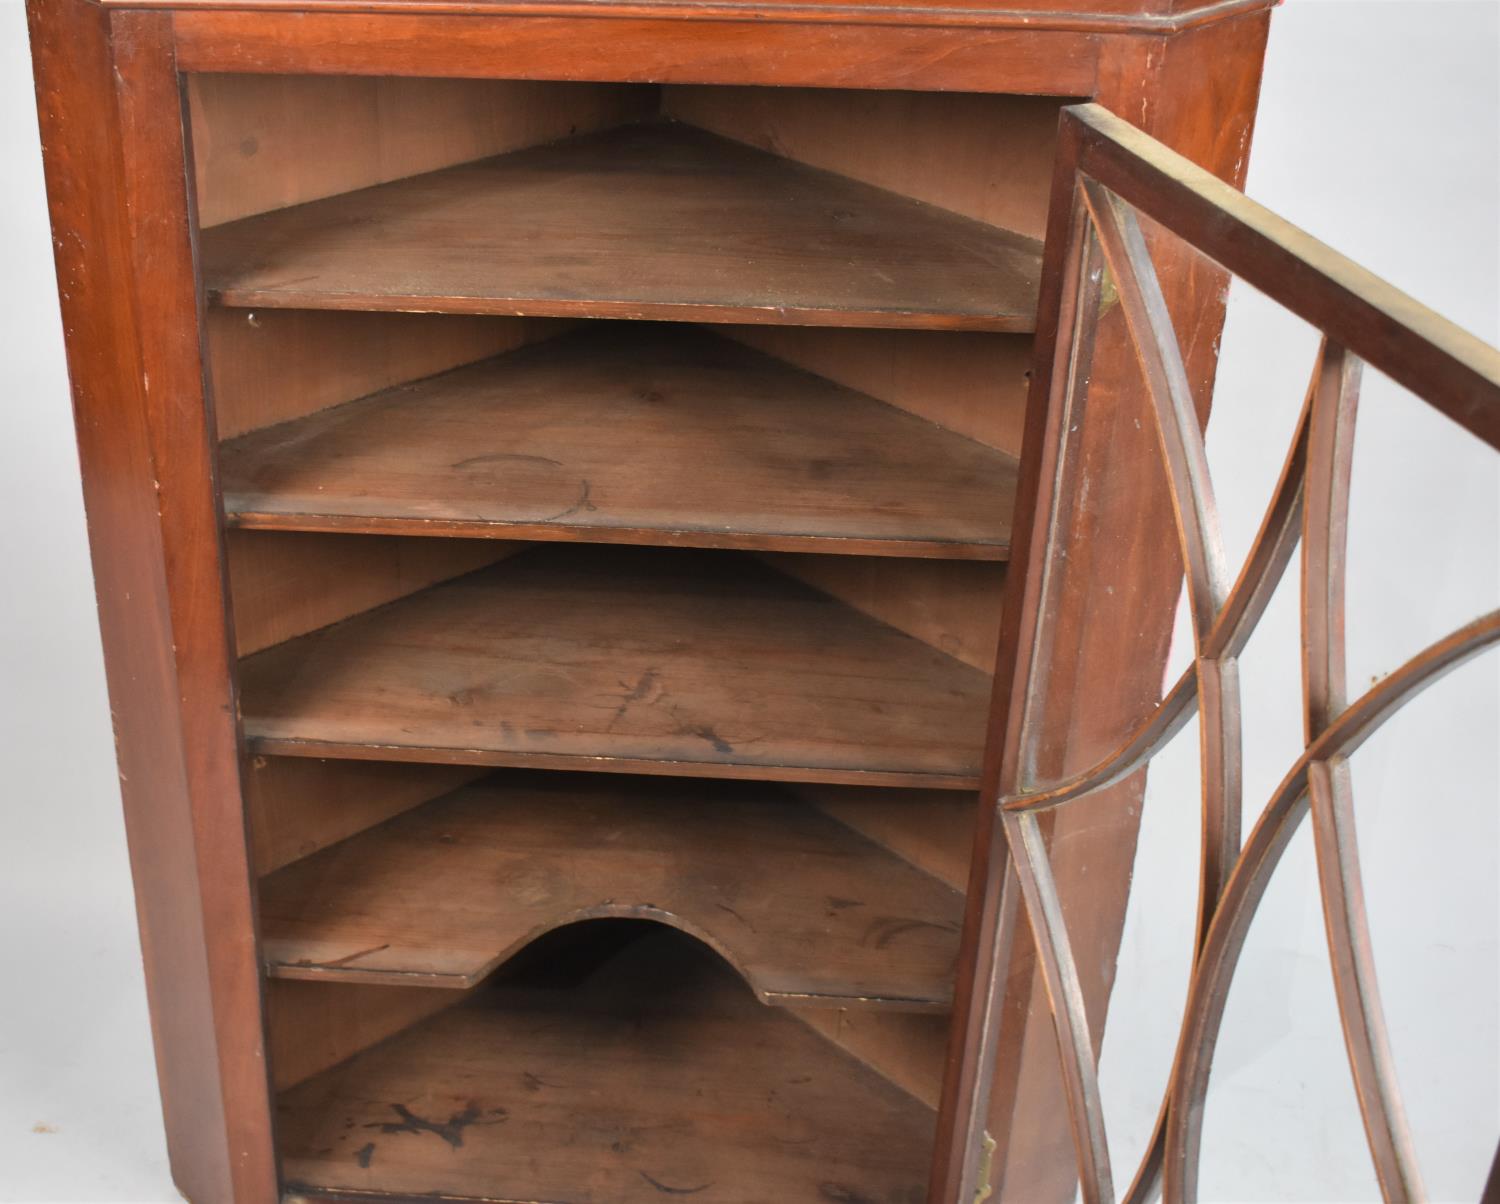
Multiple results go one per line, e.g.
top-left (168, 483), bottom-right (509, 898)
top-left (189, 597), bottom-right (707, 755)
top-left (26, 1), bottom-right (1276, 1200)
top-left (26, 2), bottom-right (276, 1200)
top-left (237, 548), bottom-right (992, 789)
top-left (109, 16), bottom-right (280, 1202)
top-left (258, 772), bottom-right (964, 1007)
top-left (139, 0), bottom-right (1273, 27)
top-left (27, 5), bottom-right (235, 1199)
top-left (171, 13), bottom-right (1100, 93)
top-left (219, 326), bottom-right (1019, 558)
top-left (201, 123), bottom-right (1043, 332)
top-left (276, 931), bottom-right (937, 1204)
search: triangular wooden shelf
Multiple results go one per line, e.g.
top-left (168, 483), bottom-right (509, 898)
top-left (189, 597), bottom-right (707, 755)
top-left (220, 325), bottom-right (1019, 559)
top-left (239, 546), bottom-right (992, 789)
top-left (201, 122), bottom-right (1043, 331)
top-left (260, 771), bottom-right (965, 1008)
top-left (277, 929), bottom-right (935, 1203)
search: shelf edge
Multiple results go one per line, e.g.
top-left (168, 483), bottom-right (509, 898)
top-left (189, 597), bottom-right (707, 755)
top-left (247, 737), bottom-right (985, 791)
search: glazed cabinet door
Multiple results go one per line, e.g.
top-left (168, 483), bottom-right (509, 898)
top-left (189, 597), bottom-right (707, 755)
top-left (941, 103), bottom-right (1500, 1204)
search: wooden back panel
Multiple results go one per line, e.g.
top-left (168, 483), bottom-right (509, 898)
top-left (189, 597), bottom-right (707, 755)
top-left (662, 86), bottom-right (1066, 240)
top-left (188, 74), bottom-right (656, 226)
top-left (207, 309), bottom-right (570, 439)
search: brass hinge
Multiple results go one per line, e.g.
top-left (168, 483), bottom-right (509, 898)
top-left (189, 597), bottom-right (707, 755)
top-left (973, 1131), bottom-right (997, 1204)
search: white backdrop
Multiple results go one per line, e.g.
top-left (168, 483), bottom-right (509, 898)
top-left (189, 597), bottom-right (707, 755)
top-left (0, 1), bottom-right (1495, 1201)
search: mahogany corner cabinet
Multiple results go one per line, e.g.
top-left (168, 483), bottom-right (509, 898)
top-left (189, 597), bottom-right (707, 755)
top-left (26, 3), bottom-right (1286, 1202)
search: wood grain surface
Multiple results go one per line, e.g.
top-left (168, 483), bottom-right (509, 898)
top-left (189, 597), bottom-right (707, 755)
top-left (245, 757), bottom-right (489, 875)
top-left (277, 929), bottom-right (935, 1203)
top-left (201, 122), bottom-right (1044, 331)
top-left (260, 771), bottom-right (964, 1007)
top-left (239, 546), bottom-right (992, 788)
top-left (221, 325), bottom-right (1018, 558)
top-left (188, 74), bottom-right (652, 226)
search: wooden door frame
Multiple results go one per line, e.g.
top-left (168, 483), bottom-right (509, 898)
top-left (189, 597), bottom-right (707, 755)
top-left (954, 100), bottom-right (1500, 1204)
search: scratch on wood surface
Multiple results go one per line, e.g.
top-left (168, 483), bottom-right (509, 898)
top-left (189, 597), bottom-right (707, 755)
top-left (298, 942), bottom-right (390, 969)
top-left (450, 452), bottom-right (564, 471)
top-left (866, 916), bottom-right (959, 949)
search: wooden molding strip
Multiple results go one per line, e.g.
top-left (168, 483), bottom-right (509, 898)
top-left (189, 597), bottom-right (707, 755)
top-left (98, 0), bottom-right (1278, 35)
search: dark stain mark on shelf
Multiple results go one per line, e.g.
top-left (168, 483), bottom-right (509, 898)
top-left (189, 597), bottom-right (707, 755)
top-left (540, 479), bottom-right (596, 523)
top-left (353, 1142), bottom-right (375, 1168)
top-left (367, 1102), bottom-right (507, 1149)
top-left (612, 668), bottom-right (661, 724)
top-left (683, 724), bottom-right (733, 754)
top-left (639, 1171), bottom-right (713, 1195)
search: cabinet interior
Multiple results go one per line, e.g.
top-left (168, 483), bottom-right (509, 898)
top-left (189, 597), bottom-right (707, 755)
top-left (189, 72), bottom-right (1066, 1202)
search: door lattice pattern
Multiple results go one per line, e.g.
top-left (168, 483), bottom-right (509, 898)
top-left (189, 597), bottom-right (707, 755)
top-left (983, 104), bottom-right (1500, 1204)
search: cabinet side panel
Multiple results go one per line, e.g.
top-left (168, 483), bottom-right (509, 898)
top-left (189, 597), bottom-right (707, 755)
top-left (25, 1), bottom-right (246, 1200)
top-left (117, 12), bottom-right (280, 1202)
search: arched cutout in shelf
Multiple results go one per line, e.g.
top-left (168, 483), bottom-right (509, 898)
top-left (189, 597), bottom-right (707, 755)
top-left (275, 926), bottom-right (937, 1203)
top-left (258, 771), bottom-right (965, 1010)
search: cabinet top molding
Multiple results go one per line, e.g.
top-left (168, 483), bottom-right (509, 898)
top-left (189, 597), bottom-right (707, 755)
top-left (92, 0), bottom-right (1277, 33)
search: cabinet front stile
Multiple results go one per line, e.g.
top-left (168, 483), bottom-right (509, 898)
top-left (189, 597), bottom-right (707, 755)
top-left (27, 2), bottom-right (278, 1199)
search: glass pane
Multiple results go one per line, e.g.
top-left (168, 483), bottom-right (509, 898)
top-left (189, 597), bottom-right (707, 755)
top-left (1346, 655), bottom-right (1500, 1199)
top-left (1345, 364), bottom-right (1500, 690)
top-left (1092, 711), bottom-right (1203, 1189)
top-left (1017, 217), bottom-right (1186, 793)
top-left (1209, 279), bottom-right (1325, 575)
top-left (1198, 818), bottom-right (1381, 1203)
